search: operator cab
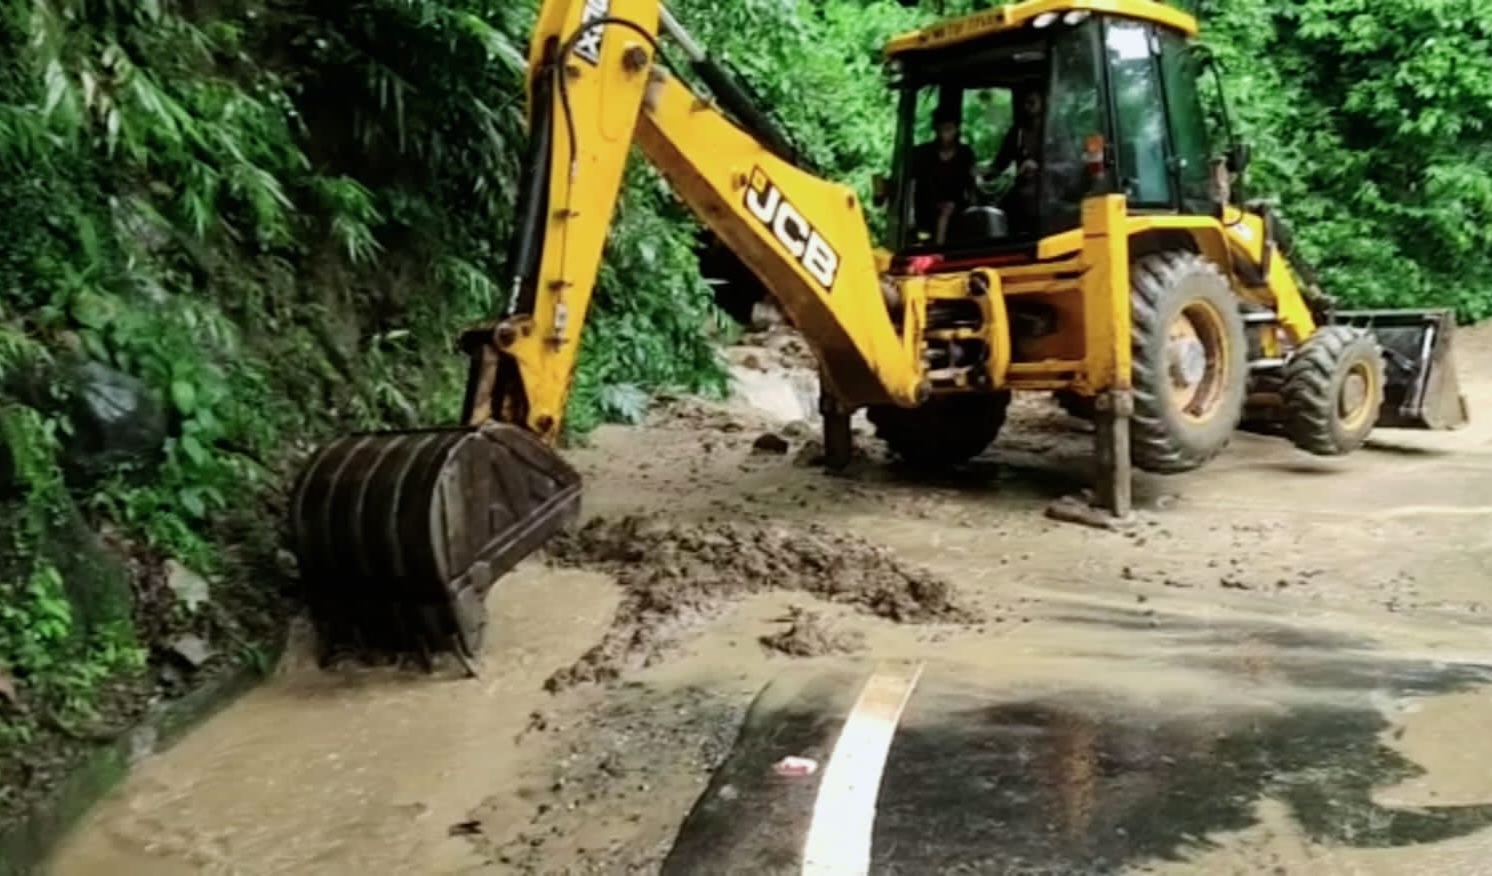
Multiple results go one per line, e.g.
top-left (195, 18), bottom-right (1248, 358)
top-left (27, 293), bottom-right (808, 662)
top-left (883, 4), bottom-right (1227, 261)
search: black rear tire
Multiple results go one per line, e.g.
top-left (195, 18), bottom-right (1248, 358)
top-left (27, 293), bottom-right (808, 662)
top-left (1129, 251), bottom-right (1250, 474)
top-left (1281, 325), bottom-right (1385, 455)
top-left (868, 391), bottom-right (1012, 470)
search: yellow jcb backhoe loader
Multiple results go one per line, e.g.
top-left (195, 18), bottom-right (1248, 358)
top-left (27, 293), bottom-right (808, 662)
top-left (288, 0), bottom-right (1468, 671)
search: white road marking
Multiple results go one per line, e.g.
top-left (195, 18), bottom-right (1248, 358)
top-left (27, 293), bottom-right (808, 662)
top-left (801, 660), bottom-right (925, 876)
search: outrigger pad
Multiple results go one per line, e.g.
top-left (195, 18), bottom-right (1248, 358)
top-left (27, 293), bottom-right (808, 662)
top-left (1334, 308), bottom-right (1469, 430)
top-left (288, 423), bottom-right (582, 669)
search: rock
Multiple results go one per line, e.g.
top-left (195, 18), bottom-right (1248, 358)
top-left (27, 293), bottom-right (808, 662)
top-left (126, 724), bottom-right (159, 764)
top-left (157, 661), bottom-right (186, 687)
top-left (752, 433), bottom-right (790, 455)
top-left (0, 496), bottom-right (135, 641)
top-left (750, 301), bottom-right (786, 329)
top-left (782, 420), bottom-right (814, 440)
top-left (166, 560), bottom-right (211, 611)
top-left (1043, 495), bottom-right (1139, 531)
top-left (449, 820), bottom-right (483, 837)
top-left (60, 360), bottom-right (168, 483)
top-left (169, 634), bottom-right (214, 669)
top-left (728, 365), bottom-right (816, 423)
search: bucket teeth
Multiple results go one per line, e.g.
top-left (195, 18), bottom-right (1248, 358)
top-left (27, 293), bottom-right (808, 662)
top-left (288, 424), bottom-right (582, 673)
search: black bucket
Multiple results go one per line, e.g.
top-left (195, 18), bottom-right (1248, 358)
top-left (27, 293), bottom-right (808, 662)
top-left (287, 423), bottom-right (582, 673)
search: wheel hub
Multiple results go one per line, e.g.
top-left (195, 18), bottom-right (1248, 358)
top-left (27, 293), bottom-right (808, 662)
top-left (1167, 303), bottom-right (1224, 421)
top-left (1340, 366), bottom-right (1369, 419)
top-left (1169, 336), bottom-right (1208, 390)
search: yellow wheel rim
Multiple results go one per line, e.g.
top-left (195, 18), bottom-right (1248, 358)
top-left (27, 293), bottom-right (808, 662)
top-left (1166, 299), bottom-right (1230, 423)
top-left (1338, 359), bottom-right (1378, 432)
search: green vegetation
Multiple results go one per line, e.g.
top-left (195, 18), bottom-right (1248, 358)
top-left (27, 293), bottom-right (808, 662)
top-left (1196, 0), bottom-right (1492, 319)
top-left (0, 0), bottom-right (1488, 812)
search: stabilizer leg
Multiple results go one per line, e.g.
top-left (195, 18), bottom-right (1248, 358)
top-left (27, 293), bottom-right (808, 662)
top-left (821, 387), bottom-right (854, 472)
top-left (1092, 388), bottom-right (1133, 518)
top-left (1045, 388), bottom-right (1136, 530)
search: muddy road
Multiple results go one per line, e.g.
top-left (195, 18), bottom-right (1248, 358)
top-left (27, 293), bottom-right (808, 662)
top-left (49, 323), bottom-right (1492, 875)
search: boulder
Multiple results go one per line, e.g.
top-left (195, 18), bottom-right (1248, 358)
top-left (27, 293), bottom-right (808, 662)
top-left (60, 360), bottom-right (168, 482)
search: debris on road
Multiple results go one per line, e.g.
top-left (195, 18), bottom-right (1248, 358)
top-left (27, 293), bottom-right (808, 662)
top-left (542, 514), bottom-right (978, 691)
top-left (759, 607), bottom-right (865, 657)
top-left (751, 433), bottom-right (790, 455)
top-left (772, 755), bottom-right (818, 777)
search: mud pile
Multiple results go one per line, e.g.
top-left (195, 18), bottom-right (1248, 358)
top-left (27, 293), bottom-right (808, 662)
top-left (542, 514), bottom-right (977, 691)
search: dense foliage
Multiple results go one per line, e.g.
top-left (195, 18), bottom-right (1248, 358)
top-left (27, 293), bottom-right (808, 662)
top-left (0, 0), bottom-right (1487, 750)
top-left (1196, 0), bottom-right (1492, 319)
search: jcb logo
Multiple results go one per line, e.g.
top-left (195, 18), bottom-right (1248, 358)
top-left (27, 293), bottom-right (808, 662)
top-left (573, 0), bottom-right (610, 66)
top-left (743, 168), bottom-right (841, 291)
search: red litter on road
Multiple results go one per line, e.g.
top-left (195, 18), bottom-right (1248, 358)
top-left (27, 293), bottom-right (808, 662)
top-left (772, 756), bottom-right (819, 777)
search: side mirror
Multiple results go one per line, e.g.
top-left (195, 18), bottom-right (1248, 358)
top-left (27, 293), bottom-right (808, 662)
top-left (872, 173), bottom-right (890, 207)
top-left (1226, 142), bottom-right (1252, 174)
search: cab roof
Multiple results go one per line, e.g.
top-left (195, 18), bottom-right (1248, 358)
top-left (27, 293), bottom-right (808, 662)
top-left (883, 0), bottom-right (1199, 57)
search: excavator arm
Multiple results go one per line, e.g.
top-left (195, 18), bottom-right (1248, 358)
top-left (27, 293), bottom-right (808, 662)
top-left (288, 0), bottom-right (927, 672)
top-left (465, 0), bottom-right (926, 444)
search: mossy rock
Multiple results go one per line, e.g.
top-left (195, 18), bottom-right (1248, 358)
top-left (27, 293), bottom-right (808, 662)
top-left (0, 496), bottom-right (136, 646)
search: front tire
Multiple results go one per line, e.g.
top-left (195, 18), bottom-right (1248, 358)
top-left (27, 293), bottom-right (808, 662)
top-left (1280, 325), bottom-right (1385, 456)
top-left (1129, 251), bottom-right (1250, 474)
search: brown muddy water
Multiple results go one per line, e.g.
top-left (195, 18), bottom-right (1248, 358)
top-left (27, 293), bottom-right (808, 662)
top-left (48, 324), bottom-right (1492, 875)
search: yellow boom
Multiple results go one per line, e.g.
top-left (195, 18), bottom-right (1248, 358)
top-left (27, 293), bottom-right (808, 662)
top-left (473, 0), bottom-right (926, 444)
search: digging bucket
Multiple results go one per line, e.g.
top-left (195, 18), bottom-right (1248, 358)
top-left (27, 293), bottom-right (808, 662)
top-left (287, 423), bottom-right (582, 672)
top-left (1332, 308), bottom-right (1470, 430)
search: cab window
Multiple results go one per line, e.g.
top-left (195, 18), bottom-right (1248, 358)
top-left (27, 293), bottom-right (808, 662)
top-left (1158, 31), bottom-right (1213, 212)
top-left (1041, 18), bottom-right (1109, 234)
top-left (1105, 20), bottom-right (1174, 208)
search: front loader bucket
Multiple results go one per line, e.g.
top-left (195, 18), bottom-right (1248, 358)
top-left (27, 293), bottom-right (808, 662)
top-left (287, 423), bottom-right (582, 673)
top-left (1332, 308), bottom-right (1470, 430)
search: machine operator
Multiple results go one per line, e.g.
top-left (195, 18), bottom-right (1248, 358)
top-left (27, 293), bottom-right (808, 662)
top-left (909, 89), bottom-right (1048, 243)
top-left (909, 102), bottom-right (979, 245)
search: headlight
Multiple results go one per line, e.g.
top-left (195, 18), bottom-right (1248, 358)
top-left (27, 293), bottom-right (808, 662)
top-left (1063, 10), bottom-right (1091, 25)
top-left (1032, 11), bottom-right (1059, 28)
